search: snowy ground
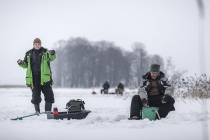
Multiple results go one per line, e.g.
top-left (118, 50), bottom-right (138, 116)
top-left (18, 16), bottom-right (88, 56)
top-left (0, 87), bottom-right (209, 140)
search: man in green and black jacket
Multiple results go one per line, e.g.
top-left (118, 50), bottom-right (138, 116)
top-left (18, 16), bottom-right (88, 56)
top-left (17, 38), bottom-right (56, 113)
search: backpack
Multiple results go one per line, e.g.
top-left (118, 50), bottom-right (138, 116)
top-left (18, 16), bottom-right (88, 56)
top-left (66, 99), bottom-right (85, 111)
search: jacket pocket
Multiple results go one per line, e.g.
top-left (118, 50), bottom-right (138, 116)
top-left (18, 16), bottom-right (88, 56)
top-left (44, 74), bottom-right (51, 83)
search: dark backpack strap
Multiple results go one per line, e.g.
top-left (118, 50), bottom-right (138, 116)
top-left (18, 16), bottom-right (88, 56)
top-left (81, 101), bottom-right (85, 110)
top-left (66, 100), bottom-right (72, 108)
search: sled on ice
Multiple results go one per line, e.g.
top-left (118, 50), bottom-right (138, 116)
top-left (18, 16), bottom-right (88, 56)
top-left (48, 99), bottom-right (91, 120)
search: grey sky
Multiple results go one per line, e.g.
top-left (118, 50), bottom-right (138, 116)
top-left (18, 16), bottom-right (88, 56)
top-left (0, 0), bottom-right (209, 85)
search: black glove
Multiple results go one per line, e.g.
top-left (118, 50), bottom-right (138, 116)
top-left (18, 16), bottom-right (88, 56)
top-left (17, 59), bottom-right (22, 65)
top-left (162, 94), bottom-right (170, 103)
top-left (49, 50), bottom-right (55, 55)
top-left (141, 98), bottom-right (148, 106)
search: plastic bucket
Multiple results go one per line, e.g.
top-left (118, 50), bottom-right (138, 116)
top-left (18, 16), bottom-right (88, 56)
top-left (142, 107), bottom-right (159, 121)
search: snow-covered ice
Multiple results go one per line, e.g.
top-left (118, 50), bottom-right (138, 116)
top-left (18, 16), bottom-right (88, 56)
top-left (0, 88), bottom-right (209, 140)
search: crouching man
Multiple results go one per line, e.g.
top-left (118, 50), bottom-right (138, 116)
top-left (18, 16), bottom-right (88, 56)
top-left (101, 81), bottom-right (110, 94)
top-left (130, 64), bottom-right (175, 120)
top-left (17, 38), bottom-right (56, 114)
top-left (115, 82), bottom-right (124, 95)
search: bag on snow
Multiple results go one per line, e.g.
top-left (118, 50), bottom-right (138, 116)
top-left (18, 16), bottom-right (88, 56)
top-left (66, 99), bottom-right (85, 111)
top-left (47, 99), bottom-right (91, 120)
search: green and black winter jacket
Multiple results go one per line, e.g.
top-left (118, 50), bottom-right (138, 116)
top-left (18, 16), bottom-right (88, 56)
top-left (18, 47), bottom-right (56, 88)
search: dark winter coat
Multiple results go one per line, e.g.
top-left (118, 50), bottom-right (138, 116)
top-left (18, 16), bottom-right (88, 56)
top-left (138, 71), bottom-right (174, 101)
top-left (103, 82), bottom-right (110, 89)
top-left (118, 83), bottom-right (124, 90)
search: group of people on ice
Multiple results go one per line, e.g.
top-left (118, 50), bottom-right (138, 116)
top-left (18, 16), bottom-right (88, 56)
top-left (100, 81), bottom-right (124, 95)
top-left (17, 38), bottom-right (175, 120)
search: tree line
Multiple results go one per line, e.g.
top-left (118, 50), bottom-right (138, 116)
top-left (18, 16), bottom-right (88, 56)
top-left (51, 37), bottom-right (181, 88)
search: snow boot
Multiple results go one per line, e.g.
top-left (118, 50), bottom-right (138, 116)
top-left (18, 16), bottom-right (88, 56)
top-left (34, 104), bottom-right (40, 113)
top-left (45, 102), bottom-right (52, 114)
top-left (171, 106), bottom-right (175, 111)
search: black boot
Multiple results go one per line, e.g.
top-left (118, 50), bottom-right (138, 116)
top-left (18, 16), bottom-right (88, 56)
top-left (34, 104), bottom-right (40, 113)
top-left (45, 102), bottom-right (52, 114)
top-left (130, 95), bottom-right (142, 118)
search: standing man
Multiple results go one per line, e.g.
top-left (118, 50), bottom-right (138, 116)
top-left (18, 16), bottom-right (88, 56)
top-left (130, 64), bottom-right (175, 120)
top-left (17, 38), bottom-right (56, 114)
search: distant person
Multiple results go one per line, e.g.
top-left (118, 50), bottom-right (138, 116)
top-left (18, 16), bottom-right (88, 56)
top-left (115, 82), bottom-right (124, 95)
top-left (101, 81), bottom-right (110, 94)
top-left (130, 64), bottom-right (175, 120)
top-left (17, 38), bottom-right (56, 114)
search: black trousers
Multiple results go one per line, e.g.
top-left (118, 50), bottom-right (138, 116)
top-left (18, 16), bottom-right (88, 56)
top-left (130, 95), bottom-right (175, 118)
top-left (31, 75), bottom-right (55, 105)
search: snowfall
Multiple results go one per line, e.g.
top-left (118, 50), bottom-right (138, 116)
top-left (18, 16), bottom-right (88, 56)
top-left (0, 87), bottom-right (209, 140)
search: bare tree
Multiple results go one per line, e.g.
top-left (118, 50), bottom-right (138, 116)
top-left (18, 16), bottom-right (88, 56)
top-left (52, 38), bottom-right (173, 88)
top-left (132, 42), bottom-right (150, 85)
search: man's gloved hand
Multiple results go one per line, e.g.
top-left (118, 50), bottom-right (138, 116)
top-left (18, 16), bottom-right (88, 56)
top-left (17, 59), bottom-right (22, 64)
top-left (48, 50), bottom-right (55, 55)
top-left (141, 98), bottom-right (148, 107)
top-left (162, 94), bottom-right (170, 103)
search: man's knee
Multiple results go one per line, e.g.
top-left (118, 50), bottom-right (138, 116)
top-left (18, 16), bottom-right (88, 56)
top-left (169, 96), bottom-right (175, 105)
top-left (45, 94), bottom-right (55, 103)
top-left (132, 95), bottom-right (141, 102)
top-left (31, 96), bottom-right (42, 104)
top-left (45, 98), bottom-right (54, 103)
top-left (31, 90), bottom-right (41, 104)
top-left (43, 86), bottom-right (55, 103)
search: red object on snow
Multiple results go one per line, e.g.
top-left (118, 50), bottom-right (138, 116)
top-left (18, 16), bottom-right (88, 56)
top-left (92, 91), bottom-right (96, 95)
top-left (53, 107), bottom-right (58, 114)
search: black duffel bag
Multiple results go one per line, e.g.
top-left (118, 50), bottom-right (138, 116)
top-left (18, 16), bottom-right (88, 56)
top-left (66, 99), bottom-right (85, 111)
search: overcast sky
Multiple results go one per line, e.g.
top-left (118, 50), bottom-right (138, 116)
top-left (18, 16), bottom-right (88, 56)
top-left (0, 0), bottom-right (209, 85)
